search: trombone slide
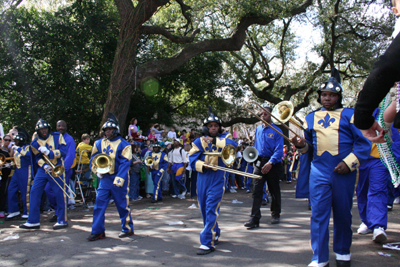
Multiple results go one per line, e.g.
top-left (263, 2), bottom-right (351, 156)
top-left (203, 163), bottom-right (262, 179)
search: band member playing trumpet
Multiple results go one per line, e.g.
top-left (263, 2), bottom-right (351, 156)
top-left (87, 113), bottom-right (134, 241)
top-left (6, 128), bottom-right (33, 220)
top-left (244, 103), bottom-right (284, 229)
top-left (148, 143), bottom-right (168, 203)
top-left (188, 107), bottom-right (237, 255)
top-left (291, 68), bottom-right (370, 267)
top-left (20, 118), bottom-right (68, 230)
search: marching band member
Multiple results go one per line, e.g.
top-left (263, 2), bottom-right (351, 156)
top-left (188, 107), bottom-right (237, 255)
top-left (45, 120), bottom-right (76, 222)
top-left (148, 142), bottom-right (168, 203)
top-left (20, 118), bottom-right (68, 230)
top-left (291, 68), bottom-right (370, 267)
top-left (87, 113), bottom-right (133, 241)
top-left (6, 128), bottom-right (33, 220)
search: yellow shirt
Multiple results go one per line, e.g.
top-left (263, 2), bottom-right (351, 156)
top-left (76, 142), bottom-right (93, 164)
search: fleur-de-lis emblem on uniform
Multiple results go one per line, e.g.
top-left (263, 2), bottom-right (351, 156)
top-left (154, 155), bottom-right (159, 161)
top-left (318, 113), bottom-right (335, 129)
top-left (352, 162), bottom-right (358, 169)
top-left (103, 145), bottom-right (113, 155)
top-left (117, 179), bottom-right (121, 183)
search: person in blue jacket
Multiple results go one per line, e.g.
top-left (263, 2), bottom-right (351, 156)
top-left (87, 113), bottom-right (133, 241)
top-left (188, 107), bottom-right (237, 255)
top-left (148, 142), bottom-right (169, 203)
top-left (6, 128), bottom-right (33, 220)
top-left (20, 118), bottom-right (68, 230)
top-left (292, 68), bottom-right (371, 267)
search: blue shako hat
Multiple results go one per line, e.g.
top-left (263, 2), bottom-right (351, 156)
top-left (317, 67), bottom-right (343, 109)
top-left (35, 117), bottom-right (51, 132)
top-left (202, 106), bottom-right (223, 135)
top-left (14, 127), bottom-right (29, 145)
top-left (102, 112), bottom-right (120, 137)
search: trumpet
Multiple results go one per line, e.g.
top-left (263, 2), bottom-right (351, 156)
top-left (42, 154), bottom-right (76, 199)
top-left (243, 101), bottom-right (305, 143)
top-left (92, 153), bottom-right (113, 174)
top-left (203, 144), bottom-right (262, 179)
top-left (144, 156), bottom-right (154, 167)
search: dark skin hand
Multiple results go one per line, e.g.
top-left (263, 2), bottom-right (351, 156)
top-left (333, 161), bottom-right (350, 174)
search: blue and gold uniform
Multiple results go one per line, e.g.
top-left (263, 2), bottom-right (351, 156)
top-left (298, 107), bottom-right (370, 265)
top-left (189, 131), bottom-right (237, 251)
top-left (28, 131), bottom-right (68, 226)
top-left (90, 135), bottom-right (133, 235)
top-left (7, 144), bottom-right (33, 218)
top-left (149, 147), bottom-right (168, 201)
top-left (356, 109), bottom-right (390, 237)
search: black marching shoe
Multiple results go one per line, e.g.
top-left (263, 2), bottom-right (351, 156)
top-left (49, 215), bottom-right (57, 222)
top-left (53, 223), bottom-right (68, 230)
top-left (336, 260), bottom-right (351, 267)
top-left (196, 247), bottom-right (215, 255)
top-left (118, 231), bottom-right (134, 238)
top-left (19, 223), bottom-right (40, 229)
top-left (271, 217), bottom-right (280, 224)
top-left (244, 219), bottom-right (259, 229)
top-left (87, 232), bottom-right (106, 241)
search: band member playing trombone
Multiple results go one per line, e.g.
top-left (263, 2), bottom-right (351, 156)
top-left (6, 128), bottom-right (33, 220)
top-left (291, 68), bottom-right (370, 267)
top-left (188, 107), bottom-right (237, 255)
top-left (45, 120), bottom-right (76, 223)
top-left (244, 103), bottom-right (284, 229)
top-left (87, 113), bottom-right (134, 241)
top-left (20, 118), bottom-right (68, 230)
top-left (148, 143), bottom-right (168, 203)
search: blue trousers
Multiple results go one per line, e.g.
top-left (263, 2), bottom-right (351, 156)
top-left (129, 171), bottom-right (140, 200)
top-left (91, 175), bottom-right (133, 234)
top-left (357, 158), bottom-right (389, 230)
top-left (28, 169), bottom-right (68, 224)
top-left (171, 172), bottom-right (186, 195)
top-left (45, 168), bottom-right (73, 216)
top-left (7, 167), bottom-right (32, 215)
top-left (197, 170), bottom-right (225, 249)
top-left (151, 170), bottom-right (164, 201)
top-left (310, 169), bottom-right (356, 264)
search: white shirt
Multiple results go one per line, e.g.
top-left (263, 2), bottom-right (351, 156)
top-left (393, 17), bottom-right (400, 38)
top-left (169, 147), bottom-right (188, 164)
top-left (167, 131), bottom-right (177, 140)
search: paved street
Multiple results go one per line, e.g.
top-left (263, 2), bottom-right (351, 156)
top-left (1, 181), bottom-right (399, 266)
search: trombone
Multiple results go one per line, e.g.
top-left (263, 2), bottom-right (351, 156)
top-left (144, 156), bottom-right (154, 167)
top-left (92, 153), bottom-right (113, 174)
top-left (203, 145), bottom-right (262, 179)
top-left (0, 154), bottom-right (15, 169)
top-left (42, 154), bottom-right (76, 199)
top-left (243, 101), bottom-right (305, 143)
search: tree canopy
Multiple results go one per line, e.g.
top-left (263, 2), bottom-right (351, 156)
top-left (0, 0), bottom-right (395, 138)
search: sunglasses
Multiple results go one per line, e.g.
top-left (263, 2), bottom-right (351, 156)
top-left (3, 139), bottom-right (11, 141)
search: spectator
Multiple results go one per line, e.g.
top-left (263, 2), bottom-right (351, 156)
top-left (128, 118), bottom-right (139, 138)
top-left (167, 127), bottom-right (177, 140)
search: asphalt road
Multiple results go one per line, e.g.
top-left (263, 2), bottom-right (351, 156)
top-left (1, 181), bottom-right (399, 266)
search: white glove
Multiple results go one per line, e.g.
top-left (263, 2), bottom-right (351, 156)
top-left (150, 164), bottom-right (154, 169)
top-left (43, 164), bottom-right (52, 173)
top-left (96, 172), bottom-right (103, 179)
top-left (12, 145), bottom-right (19, 151)
top-left (4, 163), bottom-right (11, 168)
top-left (38, 146), bottom-right (50, 155)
